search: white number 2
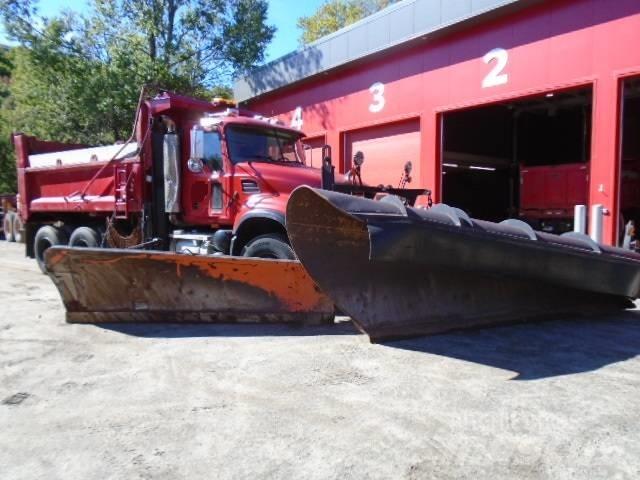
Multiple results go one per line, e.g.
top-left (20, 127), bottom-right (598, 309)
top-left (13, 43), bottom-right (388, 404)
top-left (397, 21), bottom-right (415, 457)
top-left (482, 48), bottom-right (508, 88)
top-left (369, 82), bottom-right (385, 113)
top-left (291, 106), bottom-right (303, 130)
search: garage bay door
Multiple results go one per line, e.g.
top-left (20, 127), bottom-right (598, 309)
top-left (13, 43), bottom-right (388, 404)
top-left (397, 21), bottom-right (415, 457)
top-left (344, 119), bottom-right (422, 188)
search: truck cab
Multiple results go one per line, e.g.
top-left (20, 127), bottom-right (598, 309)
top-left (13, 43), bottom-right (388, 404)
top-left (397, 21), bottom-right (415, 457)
top-left (13, 92), bottom-right (325, 270)
top-left (156, 106), bottom-right (321, 259)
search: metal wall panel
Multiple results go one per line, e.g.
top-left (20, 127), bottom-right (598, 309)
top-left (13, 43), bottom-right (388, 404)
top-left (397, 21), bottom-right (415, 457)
top-left (388, 4), bottom-right (415, 43)
top-left (331, 32), bottom-right (349, 66)
top-left (234, 0), bottom-right (530, 102)
top-left (365, 15), bottom-right (391, 52)
top-left (442, 0), bottom-right (472, 24)
top-left (414, 0), bottom-right (443, 31)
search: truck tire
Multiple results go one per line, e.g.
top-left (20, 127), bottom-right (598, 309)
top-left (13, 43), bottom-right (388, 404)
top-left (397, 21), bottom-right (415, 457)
top-left (12, 214), bottom-right (24, 243)
top-left (69, 226), bottom-right (101, 248)
top-left (242, 233), bottom-right (296, 260)
top-left (3, 212), bottom-right (15, 242)
top-left (34, 226), bottom-right (68, 273)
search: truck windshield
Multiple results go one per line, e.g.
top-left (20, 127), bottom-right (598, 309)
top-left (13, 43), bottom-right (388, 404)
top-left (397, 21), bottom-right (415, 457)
top-left (226, 125), bottom-right (303, 165)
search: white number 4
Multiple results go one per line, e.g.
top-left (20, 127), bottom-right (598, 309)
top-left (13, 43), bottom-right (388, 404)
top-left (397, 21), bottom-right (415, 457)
top-left (369, 82), bottom-right (385, 113)
top-left (291, 106), bottom-right (303, 130)
top-left (482, 48), bottom-right (508, 88)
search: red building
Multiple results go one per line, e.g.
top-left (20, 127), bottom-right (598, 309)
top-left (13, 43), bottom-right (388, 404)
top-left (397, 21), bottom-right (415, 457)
top-left (234, 0), bottom-right (640, 246)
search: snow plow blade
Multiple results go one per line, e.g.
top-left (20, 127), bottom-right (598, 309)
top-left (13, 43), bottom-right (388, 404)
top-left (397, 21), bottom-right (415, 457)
top-left (286, 186), bottom-right (640, 342)
top-left (44, 247), bottom-right (334, 325)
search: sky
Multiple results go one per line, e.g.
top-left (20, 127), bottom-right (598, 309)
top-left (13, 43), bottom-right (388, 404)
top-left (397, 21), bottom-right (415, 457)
top-left (0, 0), bottom-right (326, 63)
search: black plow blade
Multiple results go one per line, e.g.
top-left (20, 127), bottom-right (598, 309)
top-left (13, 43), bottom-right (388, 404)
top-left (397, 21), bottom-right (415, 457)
top-left (286, 187), bottom-right (640, 342)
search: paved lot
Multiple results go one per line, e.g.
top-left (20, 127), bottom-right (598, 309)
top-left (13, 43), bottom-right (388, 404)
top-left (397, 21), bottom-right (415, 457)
top-left (1, 241), bottom-right (640, 479)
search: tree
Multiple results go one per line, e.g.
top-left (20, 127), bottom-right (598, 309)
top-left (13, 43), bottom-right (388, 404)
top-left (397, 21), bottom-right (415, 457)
top-left (84, 0), bottom-right (275, 87)
top-left (0, 45), bottom-right (15, 193)
top-left (297, 0), bottom-right (395, 45)
top-left (2, 0), bottom-right (275, 87)
top-left (0, 0), bottom-right (275, 145)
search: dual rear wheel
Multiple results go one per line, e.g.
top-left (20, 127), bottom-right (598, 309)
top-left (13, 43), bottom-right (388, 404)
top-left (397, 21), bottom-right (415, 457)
top-left (34, 225), bottom-right (101, 273)
top-left (2, 212), bottom-right (23, 243)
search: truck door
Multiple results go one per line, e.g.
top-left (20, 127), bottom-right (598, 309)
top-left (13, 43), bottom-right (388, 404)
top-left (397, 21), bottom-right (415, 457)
top-left (182, 126), bottom-right (232, 225)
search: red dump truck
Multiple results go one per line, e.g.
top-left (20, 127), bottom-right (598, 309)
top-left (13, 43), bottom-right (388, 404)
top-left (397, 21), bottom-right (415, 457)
top-left (12, 90), bottom-right (426, 271)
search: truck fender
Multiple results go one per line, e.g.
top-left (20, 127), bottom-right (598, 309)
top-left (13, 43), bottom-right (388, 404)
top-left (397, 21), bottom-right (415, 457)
top-left (231, 210), bottom-right (287, 256)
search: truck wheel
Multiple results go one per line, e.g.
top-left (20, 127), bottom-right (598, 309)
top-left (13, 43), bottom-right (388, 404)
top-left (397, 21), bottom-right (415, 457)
top-left (69, 226), bottom-right (101, 248)
top-left (12, 214), bottom-right (24, 243)
top-left (3, 212), bottom-right (15, 242)
top-left (34, 226), bottom-right (68, 273)
top-left (242, 233), bottom-right (296, 260)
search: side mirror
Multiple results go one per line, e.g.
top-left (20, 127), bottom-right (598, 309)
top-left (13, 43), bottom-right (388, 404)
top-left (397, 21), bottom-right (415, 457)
top-left (353, 151), bottom-right (365, 166)
top-left (190, 126), bottom-right (205, 160)
top-left (190, 125), bottom-right (223, 171)
top-left (404, 161), bottom-right (413, 176)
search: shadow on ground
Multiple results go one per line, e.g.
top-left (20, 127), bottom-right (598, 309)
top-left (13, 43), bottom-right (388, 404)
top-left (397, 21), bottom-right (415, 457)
top-left (96, 318), bottom-right (359, 339)
top-left (385, 310), bottom-right (640, 380)
top-left (96, 311), bottom-right (640, 380)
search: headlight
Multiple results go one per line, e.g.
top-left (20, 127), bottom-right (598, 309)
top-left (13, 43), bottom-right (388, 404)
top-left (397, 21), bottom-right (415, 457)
top-left (187, 158), bottom-right (204, 173)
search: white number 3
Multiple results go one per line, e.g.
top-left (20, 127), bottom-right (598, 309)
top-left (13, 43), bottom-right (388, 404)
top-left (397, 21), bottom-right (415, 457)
top-left (369, 82), bottom-right (385, 113)
top-left (482, 48), bottom-right (508, 88)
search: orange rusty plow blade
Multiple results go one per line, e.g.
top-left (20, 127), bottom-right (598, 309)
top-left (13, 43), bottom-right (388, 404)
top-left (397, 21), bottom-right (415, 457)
top-left (44, 247), bottom-right (334, 325)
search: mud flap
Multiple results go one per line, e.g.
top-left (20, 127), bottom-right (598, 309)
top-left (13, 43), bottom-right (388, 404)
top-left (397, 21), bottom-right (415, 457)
top-left (45, 247), bottom-right (334, 325)
top-left (286, 187), bottom-right (637, 342)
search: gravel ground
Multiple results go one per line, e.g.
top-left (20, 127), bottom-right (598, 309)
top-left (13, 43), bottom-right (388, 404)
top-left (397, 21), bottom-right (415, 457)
top-left (1, 241), bottom-right (640, 480)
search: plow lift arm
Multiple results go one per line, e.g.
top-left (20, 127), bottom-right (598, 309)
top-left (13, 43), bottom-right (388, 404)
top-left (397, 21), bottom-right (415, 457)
top-left (322, 146), bottom-right (430, 206)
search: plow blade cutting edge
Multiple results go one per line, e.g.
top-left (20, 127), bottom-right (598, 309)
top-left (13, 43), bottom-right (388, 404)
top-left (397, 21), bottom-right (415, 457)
top-left (44, 247), bottom-right (334, 325)
top-left (286, 186), bottom-right (640, 342)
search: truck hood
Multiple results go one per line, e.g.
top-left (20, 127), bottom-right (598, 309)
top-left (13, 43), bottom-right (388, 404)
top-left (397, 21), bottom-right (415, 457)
top-left (234, 161), bottom-right (322, 195)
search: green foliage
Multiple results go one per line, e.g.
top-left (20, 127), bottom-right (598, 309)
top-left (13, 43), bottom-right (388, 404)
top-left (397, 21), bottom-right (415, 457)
top-left (0, 45), bottom-right (14, 192)
top-left (0, 0), bottom-right (275, 192)
top-left (297, 0), bottom-right (395, 44)
top-left (0, 135), bottom-right (15, 193)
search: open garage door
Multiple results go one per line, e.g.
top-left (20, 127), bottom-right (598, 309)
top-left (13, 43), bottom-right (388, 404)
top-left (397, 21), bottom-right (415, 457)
top-left (442, 87), bottom-right (592, 232)
top-left (619, 78), bottom-right (640, 250)
top-left (344, 119), bottom-right (423, 188)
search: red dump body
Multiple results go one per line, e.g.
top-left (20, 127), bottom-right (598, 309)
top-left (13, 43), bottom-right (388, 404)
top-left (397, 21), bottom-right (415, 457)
top-left (13, 135), bottom-right (143, 220)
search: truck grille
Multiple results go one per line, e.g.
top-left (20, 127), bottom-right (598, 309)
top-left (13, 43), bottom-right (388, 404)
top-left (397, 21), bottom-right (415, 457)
top-left (241, 180), bottom-right (260, 193)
